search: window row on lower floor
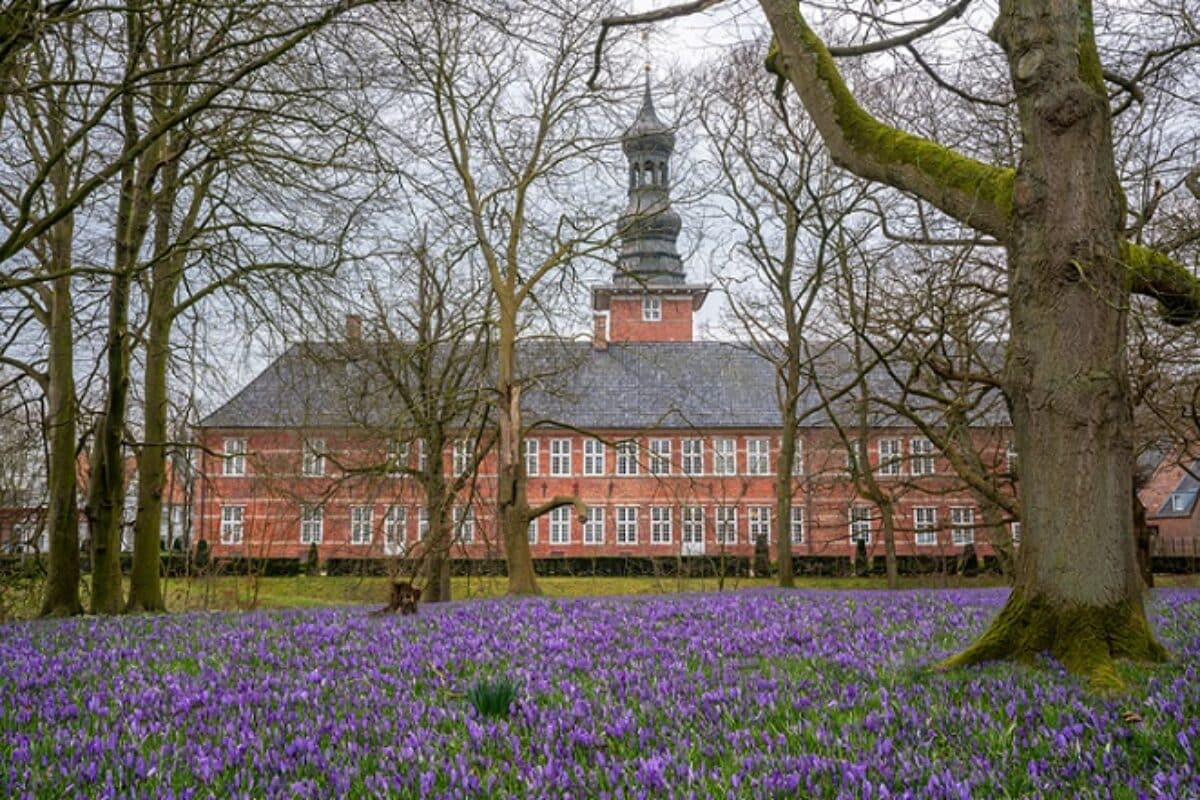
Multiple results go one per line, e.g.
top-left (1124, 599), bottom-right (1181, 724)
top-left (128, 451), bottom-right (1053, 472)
top-left (217, 502), bottom-right (1002, 548)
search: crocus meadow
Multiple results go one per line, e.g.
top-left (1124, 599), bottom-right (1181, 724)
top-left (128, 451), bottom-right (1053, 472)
top-left (2, 588), bottom-right (1198, 798)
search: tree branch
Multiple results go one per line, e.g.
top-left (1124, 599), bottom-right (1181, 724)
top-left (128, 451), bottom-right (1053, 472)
top-left (528, 494), bottom-right (588, 524)
top-left (759, 0), bottom-right (1013, 241)
top-left (1123, 241), bottom-right (1200, 325)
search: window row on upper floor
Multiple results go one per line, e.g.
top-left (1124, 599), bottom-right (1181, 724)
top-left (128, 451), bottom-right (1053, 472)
top-left (219, 434), bottom-right (1015, 481)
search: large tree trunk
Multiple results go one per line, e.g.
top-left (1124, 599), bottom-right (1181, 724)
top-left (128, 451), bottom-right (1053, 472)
top-left (496, 330), bottom-right (539, 595)
top-left (39, 268), bottom-right (82, 617)
top-left (940, 0), bottom-right (1165, 689)
top-left (421, 470), bottom-right (453, 603)
top-left (880, 501), bottom-right (898, 590)
top-left (126, 305), bottom-right (169, 613)
top-left (775, 411), bottom-right (797, 588)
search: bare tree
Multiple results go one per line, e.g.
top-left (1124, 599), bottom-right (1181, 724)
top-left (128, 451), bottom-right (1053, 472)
top-left (598, 0), bottom-right (1200, 689)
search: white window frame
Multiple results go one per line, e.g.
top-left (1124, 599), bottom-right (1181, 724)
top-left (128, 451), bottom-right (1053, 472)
top-left (385, 506), bottom-right (407, 547)
top-left (747, 438), bottom-right (770, 476)
top-left (584, 507), bottom-right (605, 545)
top-left (849, 505), bottom-right (871, 545)
top-left (415, 440), bottom-right (427, 472)
top-left (300, 505), bottom-right (324, 544)
top-left (790, 440), bottom-right (804, 476)
top-left (220, 505), bottom-right (245, 545)
top-left (878, 438), bottom-right (902, 477)
top-left (951, 507), bottom-right (975, 546)
top-left (715, 506), bottom-right (737, 545)
top-left (550, 438), bottom-right (572, 477)
top-left (1006, 441), bottom-right (1018, 474)
top-left (910, 438), bottom-right (935, 476)
top-left (350, 506), bottom-right (373, 545)
top-left (583, 439), bottom-right (606, 476)
top-left (650, 506), bottom-right (672, 544)
top-left (302, 439), bottom-right (325, 477)
top-left (748, 506), bottom-right (771, 545)
top-left (453, 439), bottom-right (474, 476)
top-left (527, 516), bottom-right (538, 544)
top-left (682, 506), bottom-right (704, 543)
top-left (454, 505), bottom-right (475, 544)
top-left (649, 438), bottom-right (671, 475)
top-left (616, 441), bottom-right (639, 476)
top-left (642, 295), bottom-right (661, 321)
top-left (1011, 521), bottom-right (1021, 546)
top-left (615, 506), bottom-right (638, 545)
top-left (713, 438), bottom-right (736, 476)
top-left (914, 506), bottom-right (938, 546)
top-left (682, 438), bottom-right (703, 476)
top-left (789, 506), bottom-right (805, 544)
top-left (388, 440), bottom-right (410, 475)
top-left (223, 438), bottom-right (246, 477)
top-left (418, 507), bottom-right (429, 540)
top-left (550, 506), bottom-right (571, 545)
top-left (524, 439), bottom-right (539, 476)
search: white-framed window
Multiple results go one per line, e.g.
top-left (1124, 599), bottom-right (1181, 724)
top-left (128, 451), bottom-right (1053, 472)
top-left (683, 506), bottom-right (704, 541)
top-left (649, 438), bottom-right (671, 475)
top-left (302, 439), bottom-right (325, 476)
top-left (220, 505), bottom-right (244, 545)
top-left (849, 505), bottom-right (871, 545)
top-left (650, 506), bottom-right (672, 544)
top-left (682, 438), bottom-right (703, 475)
top-left (388, 440), bottom-right (410, 475)
top-left (418, 507), bottom-right (429, 540)
top-left (550, 506), bottom-right (571, 545)
top-left (550, 439), bottom-right (572, 476)
top-left (300, 505), bottom-right (324, 544)
top-left (616, 506), bottom-right (638, 545)
top-left (878, 439), bottom-right (902, 476)
top-left (1006, 441), bottom-right (1018, 474)
top-left (713, 438), bottom-right (736, 475)
top-left (749, 506), bottom-right (771, 544)
top-left (910, 438), bottom-right (935, 476)
top-left (223, 438), bottom-right (246, 477)
top-left (1011, 521), bottom-right (1021, 546)
top-left (524, 439), bottom-right (539, 476)
top-left (527, 517), bottom-right (538, 544)
top-left (416, 440), bottom-right (427, 472)
top-left (747, 438), bottom-right (770, 475)
top-left (951, 507), bottom-right (974, 545)
top-left (789, 506), bottom-right (805, 544)
top-left (453, 439), bottom-right (474, 476)
top-left (914, 506), bottom-right (937, 546)
top-left (454, 506), bottom-right (475, 543)
top-left (642, 295), bottom-right (661, 321)
top-left (584, 507), bottom-right (605, 545)
top-left (791, 441), bottom-right (804, 476)
top-left (616, 441), bottom-right (639, 476)
top-left (583, 439), bottom-right (606, 476)
top-left (385, 506), bottom-right (407, 547)
top-left (350, 506), bottom-right (373, 545)
top-left (715, 506), bottom-right (737, 544)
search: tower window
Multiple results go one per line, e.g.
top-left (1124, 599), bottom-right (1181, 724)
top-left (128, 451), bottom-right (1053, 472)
top-left (643, 296), bottom-right (661, 321)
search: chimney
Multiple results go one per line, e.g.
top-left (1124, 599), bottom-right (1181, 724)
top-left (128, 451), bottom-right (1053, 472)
top-left (345, 314), bottom-right (362, 342)
top-left (592, 312), bottom-right (609, 351)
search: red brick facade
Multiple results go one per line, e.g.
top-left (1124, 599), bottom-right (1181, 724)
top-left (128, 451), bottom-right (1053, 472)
top-left (196, 424), bottom-right (1015, 563)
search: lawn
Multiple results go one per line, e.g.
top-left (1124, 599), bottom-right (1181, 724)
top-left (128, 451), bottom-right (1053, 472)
top-left (2, 589), bottom-right (1198, 798)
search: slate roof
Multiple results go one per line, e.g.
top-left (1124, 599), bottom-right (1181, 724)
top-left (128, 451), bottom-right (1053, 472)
top-left (200, 339), bottom-right (1011, 431)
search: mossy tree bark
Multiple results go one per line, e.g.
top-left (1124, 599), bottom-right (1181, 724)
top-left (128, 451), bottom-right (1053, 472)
top-left (750, 0), bottom-right (1200, 687)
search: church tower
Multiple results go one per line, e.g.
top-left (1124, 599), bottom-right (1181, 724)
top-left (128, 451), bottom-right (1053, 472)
top-left (592, 71), bottom-right (708, 347)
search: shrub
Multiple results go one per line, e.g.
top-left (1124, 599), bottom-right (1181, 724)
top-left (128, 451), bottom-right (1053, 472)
top-left (466, 678), bottom-right (518, 719)
top-left (304, 543), bottom-right (321, 576)
top-left (194, 539), bottom-right (210, 571)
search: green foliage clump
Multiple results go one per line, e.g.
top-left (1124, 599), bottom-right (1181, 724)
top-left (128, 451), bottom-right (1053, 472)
top-left (467, 678), bottom-right (518, 719)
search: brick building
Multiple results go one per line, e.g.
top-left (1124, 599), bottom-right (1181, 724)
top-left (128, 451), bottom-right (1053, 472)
top-left (195, 82), bottom-right (1017, 570)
